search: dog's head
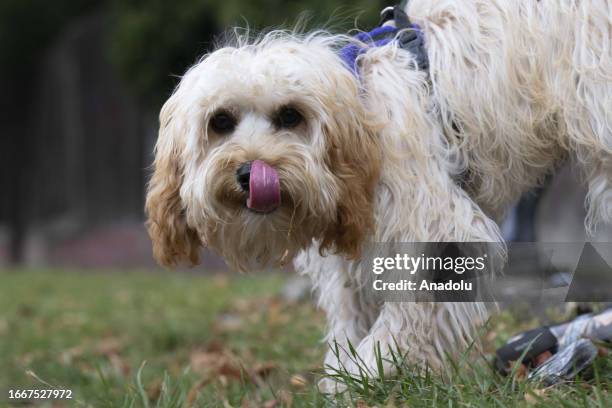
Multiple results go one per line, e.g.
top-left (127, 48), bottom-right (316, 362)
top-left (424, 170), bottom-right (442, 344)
top-left (145, 33), bottom-right (381, 271)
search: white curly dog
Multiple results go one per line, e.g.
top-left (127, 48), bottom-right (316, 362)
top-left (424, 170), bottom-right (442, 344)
top-left (145, 0), bottom-right (612, 392)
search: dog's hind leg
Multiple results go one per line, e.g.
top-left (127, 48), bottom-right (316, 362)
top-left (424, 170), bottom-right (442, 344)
top-left (561, 0), bottom-right (612, 232)
top-left (575, 73), bottom-right (612, 231)
top-left (568, 72), bottom-right (612, 232)
top-left (570, 59), bottom-right (612, 232)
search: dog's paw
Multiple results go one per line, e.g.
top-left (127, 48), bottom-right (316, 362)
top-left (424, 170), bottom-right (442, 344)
top-left (317, 377), bottom-right (348, 394)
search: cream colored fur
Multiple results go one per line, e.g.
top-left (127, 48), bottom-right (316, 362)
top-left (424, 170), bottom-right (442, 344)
top-left (145, 0), bottom-right (612, 393)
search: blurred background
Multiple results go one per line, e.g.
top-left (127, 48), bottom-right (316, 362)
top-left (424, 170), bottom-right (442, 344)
top-left (0, 0), bottom-right (392, 270)
top-left (0, 0), bottom-right (609, 270)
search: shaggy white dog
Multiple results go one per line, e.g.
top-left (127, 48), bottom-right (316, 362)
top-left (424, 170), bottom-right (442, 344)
top-left (145, 0), bottom-right (612, 392)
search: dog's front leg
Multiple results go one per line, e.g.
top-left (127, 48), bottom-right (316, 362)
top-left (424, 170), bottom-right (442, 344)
top-left (316, 273), bottom-right (381, 393)
top-left (295, 250), bottom-right (381, 393)
top-left (330, 302), bottom-right (488, 385)
top-left (316, 280), bottom-right (374, 392)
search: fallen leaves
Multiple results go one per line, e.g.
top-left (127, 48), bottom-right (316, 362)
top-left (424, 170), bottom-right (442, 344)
top-left (190, 343), bottom-right (278, 382)
top-left (186, 342), bottom-right (281, 404)
top-left (34, 286), bottom-right (323, 406)
top-left (289, 374), bottom-right (308, 389)
top-left (58, 336), bottom-right (130, 376)
top-left (224, 297), bottom-right (291, 328)
top-left (189, 347), bottom-right (242, 380)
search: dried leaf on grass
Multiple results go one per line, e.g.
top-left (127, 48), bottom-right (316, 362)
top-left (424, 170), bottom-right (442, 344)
top-left (146, 377), bottom-right (163, 402)
top-left (252, 362), bottom-right (277, 378)
top-left (108, 353), bottom-right (131, 376)
top-left (187, 343), bottom-right (279, 402)
top-left (185, 378), bottom-right (208, 406)
top-left (278, 390), bottom-right (293, 407)
top-left (525, 388), bottom-right (548, 405)
top-left (266, 299), bottom-right (290, 326)
top-left (289, 374), bottom-right (308, 389)
top-left (58, 337), bottom-right (130, 376)
top-left (190, 350), bottom-right (242, 380)
top-left (96, 337), bottom-right (124, 355)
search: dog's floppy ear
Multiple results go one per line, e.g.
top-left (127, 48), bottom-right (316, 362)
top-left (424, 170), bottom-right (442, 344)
top-left (145, 97), bottom-right (202, 267)
top-left (320, 98), bottom-right (381, 260)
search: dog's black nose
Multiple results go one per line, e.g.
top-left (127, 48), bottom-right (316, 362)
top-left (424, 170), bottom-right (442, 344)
top-left (236, 161), bottom-right (252, 192)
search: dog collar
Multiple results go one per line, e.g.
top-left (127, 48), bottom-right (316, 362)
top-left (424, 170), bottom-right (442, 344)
top-left (339, 5), bottom-right (428, 75)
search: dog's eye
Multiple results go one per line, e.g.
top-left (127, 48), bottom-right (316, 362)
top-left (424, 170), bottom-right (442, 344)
top-left (210, 111), bottom-right (237, 134)
top-left (275, 106), bottom-right (303, 129)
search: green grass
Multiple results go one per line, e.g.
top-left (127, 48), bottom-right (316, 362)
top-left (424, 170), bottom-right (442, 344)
top-left (0, 269), bottom-right (611, 407)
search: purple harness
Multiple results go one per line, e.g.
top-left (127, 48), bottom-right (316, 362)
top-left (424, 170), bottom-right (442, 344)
top-left (338, 5), bottom-right (428, 76)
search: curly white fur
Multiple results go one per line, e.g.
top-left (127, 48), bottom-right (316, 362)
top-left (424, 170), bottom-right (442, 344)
top-left (146, 0), bottom-right (612, 393)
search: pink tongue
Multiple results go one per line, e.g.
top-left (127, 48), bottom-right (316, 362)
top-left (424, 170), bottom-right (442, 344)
top-left (247, 160), bottom-right (281, 213)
